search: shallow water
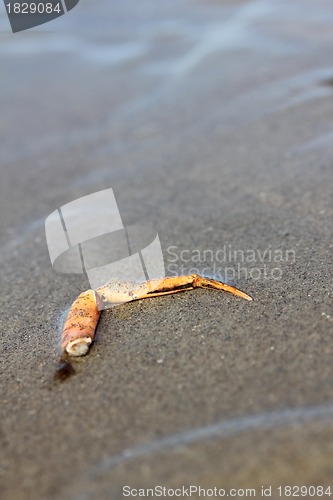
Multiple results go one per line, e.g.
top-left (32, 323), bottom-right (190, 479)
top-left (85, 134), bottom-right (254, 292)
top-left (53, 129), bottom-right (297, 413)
top-left (2, 1), bottom-right (333, 498)
top-left (92, 403), bottom-right (333, 474)
top-left (1, 0), bottom-right (333, 246)
top-left (1, 0), bottom-right (333, 166)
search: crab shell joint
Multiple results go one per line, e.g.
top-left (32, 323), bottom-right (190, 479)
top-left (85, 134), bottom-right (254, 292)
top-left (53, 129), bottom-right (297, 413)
top-left (61, 289), bottom-right (101, 357)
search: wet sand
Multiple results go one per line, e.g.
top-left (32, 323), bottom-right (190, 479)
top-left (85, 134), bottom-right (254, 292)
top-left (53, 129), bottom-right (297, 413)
top-left (1, 0), bottom-right (333, 498)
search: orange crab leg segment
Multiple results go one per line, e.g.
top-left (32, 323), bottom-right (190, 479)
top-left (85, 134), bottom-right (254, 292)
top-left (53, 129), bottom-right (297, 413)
top-left (61, 274), bottom-right (252, 357)
top-left (148, 274), bottom-right (252, 301)
top-left (95, 274), bottom-right (252, 309)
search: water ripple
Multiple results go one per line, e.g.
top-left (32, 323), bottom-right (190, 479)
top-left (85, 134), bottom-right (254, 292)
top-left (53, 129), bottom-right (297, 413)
top-left (91, 404), bottom-right (333, 477)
